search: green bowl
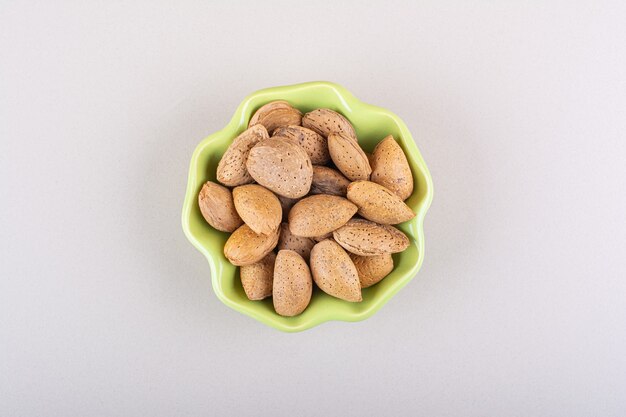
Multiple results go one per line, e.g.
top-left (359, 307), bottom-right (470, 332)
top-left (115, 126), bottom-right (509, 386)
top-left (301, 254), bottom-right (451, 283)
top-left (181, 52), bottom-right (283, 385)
top-left (181, 81), bottom-right (433, 332)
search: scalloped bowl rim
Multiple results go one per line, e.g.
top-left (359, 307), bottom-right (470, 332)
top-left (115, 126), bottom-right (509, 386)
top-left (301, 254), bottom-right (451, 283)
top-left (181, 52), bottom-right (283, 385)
top-left (182, 81), bottom-right (433, 332)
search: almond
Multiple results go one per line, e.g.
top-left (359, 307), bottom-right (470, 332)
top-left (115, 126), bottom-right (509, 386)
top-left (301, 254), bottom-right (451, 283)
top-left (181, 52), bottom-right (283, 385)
top-left (198, 181), bottom-right (243, 232)
top-left (288, 195), bottom-right (357, 237)
top-left (273, 250), bottom-right (313, 316)
top-left (346, 180), bottom-right (415, 225)
top-left (233, 184), bottom-right (281, 235)
top-left (248, 100), bottom-right (302, 134)
top-left (328, 132), bottom-right (371, 181)
top-left (246, 137), bottom-right (313, 198)
top-left (333, 219), bottom-right (409, 256)
top-left (302, 108), bottom-right (357, 141)
top-left (370, 135), bottom-right (414, 200)
top-left (223, 224), bottom-right (279, 266)
top-left (310, 166), bottom-right (351, 196)
top-left (216, 125), bottom-right (269, 186)
top-left (310, 240), bottom-right (362, 302)
top-left (349, 253), bottom-right (394, 288)
top-left (240, 252), bottom-right (276, 300)
top-left (277, 223), bottom-right (315, 261)
top-left (273, 125), bottom-right (330, 165)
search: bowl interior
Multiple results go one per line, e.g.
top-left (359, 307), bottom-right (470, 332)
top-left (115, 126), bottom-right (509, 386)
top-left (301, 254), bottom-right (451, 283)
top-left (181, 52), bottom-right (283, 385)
top-left (182, 82), bottom-right (433, 332)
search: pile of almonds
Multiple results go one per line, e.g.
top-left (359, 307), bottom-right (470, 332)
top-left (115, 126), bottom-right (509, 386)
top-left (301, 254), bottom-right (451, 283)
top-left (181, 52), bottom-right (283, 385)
top-left (198, 101), bottom-right (415, 316)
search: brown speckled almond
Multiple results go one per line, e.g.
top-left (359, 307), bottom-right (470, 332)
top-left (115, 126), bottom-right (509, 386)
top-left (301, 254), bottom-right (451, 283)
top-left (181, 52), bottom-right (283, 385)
top-left (302, 108), bottom-right (357, 141)
top-left (288, 194), bottom-right (357, 237)
top-left (333, 219), bottom-right (409, 256)
top-left (216, 125), bottom-right (269, 186)
top-left (246, 137), bottom-right (313, 198)
top-left (277, 223), bottom-right (315, 261)
top-left (273, 250), bottom-right (312, 316)
top-left (248, 101), bottom-right (302, 134)
top-left (273, 125), bottom-right (330, 165)
top-left (198, 181), bottom-right (243, 232)
top-left (310, 166), bottom-right (351, 196)
top-left (328, 132), bottom-right (371, 181)
top-left (223, 224), bottom-right (279, 266)
top-left (240, 252), bottom-right (276, 300)
top-left (310, 240), bottom-right (362, 302)
top-left (349, 253), bottom-right (394, 288)
top-left (346, 180), bottom-right (415, 225)
top-left (370, 135), bottom-right (414, 201)
top-left (232, 184), bottom-right (282, 235)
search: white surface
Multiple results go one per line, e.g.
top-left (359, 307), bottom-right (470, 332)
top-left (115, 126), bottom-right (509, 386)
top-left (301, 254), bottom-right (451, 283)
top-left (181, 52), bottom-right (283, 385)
top-left (1, 1), bottom-right (625, 416)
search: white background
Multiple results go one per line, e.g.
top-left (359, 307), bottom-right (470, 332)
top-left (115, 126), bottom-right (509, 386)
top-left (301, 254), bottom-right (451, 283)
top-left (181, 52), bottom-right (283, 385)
top-left (1, 1), bottom-right (625, 416)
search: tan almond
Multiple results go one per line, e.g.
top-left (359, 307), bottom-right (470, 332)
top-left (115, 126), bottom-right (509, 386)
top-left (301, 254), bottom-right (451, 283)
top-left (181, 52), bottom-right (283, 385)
top-left (370, 135), bottom-right (414, 200)
top-left (197, 181), bottom-right (243, 232)
top-left (216, 125), bottom-right (269, 186)
top-left (310, 240), bottom-right (362, 302)
top-left (273, 125), bottom-right (330, 165)
top-left (232, 184), bottom-right (281, 235)
top-left (240, 252), bottom-right (276, 300)
top-left (310, 166), bottom-right (351, 196)
top-left (302, 108), bottom-right (357, 141)
top-left (328, 132), bottom-right (371, 181)
top-left (350, 253), bottom-right (394, 288)
top-left (346, 181), bottom-right (415, 225)
top-left (246, 137), bottom-right (313, 198)
top-left (273, 250), bottom-right (312, 316)
top-left (277, 223), bottom-right (315, 261)
top-left (249, 101), bottom-right (302, 134)
top-left (223, 224), bottom-right (279, 266)
top-left (288, 195), bottom-right (357, 237)
top-left (333, 219), bottom-right (409, 256)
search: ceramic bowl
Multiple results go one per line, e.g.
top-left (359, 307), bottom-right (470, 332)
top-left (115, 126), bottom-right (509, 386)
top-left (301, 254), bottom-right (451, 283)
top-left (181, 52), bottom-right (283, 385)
top-left (182, 81), bottom-right (433, 332)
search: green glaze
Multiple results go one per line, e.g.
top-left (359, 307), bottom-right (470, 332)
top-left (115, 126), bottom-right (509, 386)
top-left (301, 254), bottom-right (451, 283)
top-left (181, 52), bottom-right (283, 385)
top-left (181, 81), bottom-right (433, 332)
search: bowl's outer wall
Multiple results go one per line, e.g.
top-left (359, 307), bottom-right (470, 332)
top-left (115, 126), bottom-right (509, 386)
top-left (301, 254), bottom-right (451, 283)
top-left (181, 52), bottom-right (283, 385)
top-left (182, 81), bottom-right (433, 332)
